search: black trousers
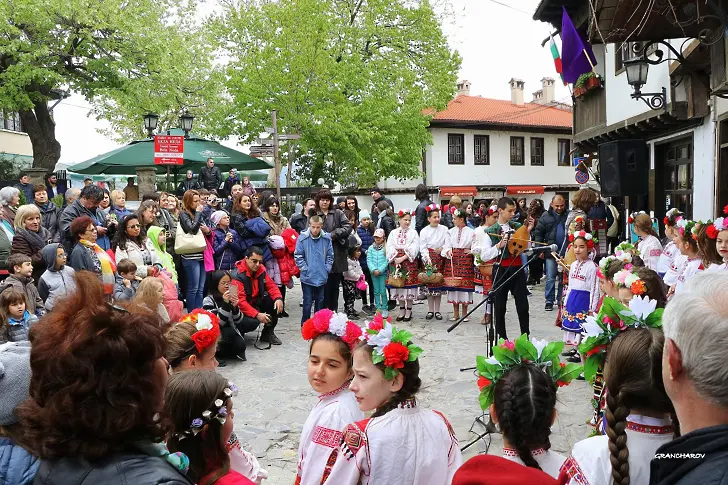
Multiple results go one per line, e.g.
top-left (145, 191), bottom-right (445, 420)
top-left (324, 272), bottom-right (343, 312)
top-left (359, 267), bottom-right (375, 306)
top-left (493, 265), bottom-right (530, 340)
top-left (241, 295), bottom-right (279, 335)
top-left (219, 314), bottom-right (260, 356)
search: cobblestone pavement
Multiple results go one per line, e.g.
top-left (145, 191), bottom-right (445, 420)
top-left (218, 283), bottom-right (593, 484)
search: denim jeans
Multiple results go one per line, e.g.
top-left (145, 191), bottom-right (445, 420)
top-left (182, 257), bottom-right (207, 311)
top-left (301, 283), bottom-right (325, 325)
top-left (544, 257), bottom-right (564, 305)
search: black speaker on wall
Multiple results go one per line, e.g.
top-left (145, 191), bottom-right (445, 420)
top-left (598, 140), bottom-right (649, 197)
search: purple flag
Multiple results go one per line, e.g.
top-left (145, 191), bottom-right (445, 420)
top-left (561, 6), bottom-right (597, 84)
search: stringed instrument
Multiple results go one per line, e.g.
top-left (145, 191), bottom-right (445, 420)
top-left (507, 225), bottom-right (531, 257)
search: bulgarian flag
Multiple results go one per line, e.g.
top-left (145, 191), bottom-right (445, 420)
top-left (550, 35), bottom-right (567, 85)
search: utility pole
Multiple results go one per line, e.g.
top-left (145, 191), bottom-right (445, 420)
top-left (272, 110), bottom-right (280, 200)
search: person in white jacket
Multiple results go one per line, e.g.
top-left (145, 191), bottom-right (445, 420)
top-left (112, 214), bottom-right (162, 279)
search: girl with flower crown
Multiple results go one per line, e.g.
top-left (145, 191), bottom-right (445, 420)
top-left (165, 370), bottom-right (253, 485)
top-left (657, 209), bottom-right (684, 283)
top-left (707, 207), bottom-right (728, 271)
top-left (472, 205), bottom-right (499, 325)
top-left (443, 208), bottom-right (476, 322)
top-left (418, 204), bottom-right (449, 321)
top-left (561, 232), bottom-right (599, 362)
top-left (671, 219), bottom-right (704, 297)
top-left (386, 209), bottom-right (420, 321)
top-left (631, 213), bottom-right (662, 271)
top-left (561, 328), bottom-right (676, 485)
top-left (324, 322), bottom-right (462, 484)
top-left (297, 309), bottom-right (364, 485)
top-left (477, 336), bottom-right (580, 477)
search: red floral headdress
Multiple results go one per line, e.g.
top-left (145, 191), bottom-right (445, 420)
top-left (178, 309), bottom-right (221, 353)
top-left (301, 309), bottom-right (363, 349)
top-left (663, 208), bottom-right (683, 227)
top-left (568, 230), bottom-right (596, 249)
top-left (709, 206), bottom-right (728, 240)
top-left (486, 205), bottom-right (498, 216)
top-left (397, 209), bottom-right (413, 218)
top-left (363, 315), bottom-right (423, 380)
top-left (628, 211), bottom-right (646, 224)
top-left (426, 203), bottom-right (441, 213)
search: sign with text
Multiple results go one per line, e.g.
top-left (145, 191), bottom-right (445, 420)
top-left (154, 135), bottom-right (184, 165)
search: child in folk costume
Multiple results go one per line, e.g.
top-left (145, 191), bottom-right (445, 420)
top-left (476, 335), bottom-right (582, 478)
top-left (297, 310), bottom-right (365, 485)
top-left (386, 210), bottom-right (420, 322)
top-left (419, 204), bottom-right (449, 321)
top-left (442, 208), bottom-right (476, 322)
top-left (707, 209), bottom-right (728, 272)
top-left (671, 219), bottom-right (704, 297)
top-left (563, 327), bottom-right (675, 485)
top-left (472, 206), bottom-right (499, 325)
top-left (324, 322), bottom-right (462, 484)
top-left (630, 212), bottom-right (662, 271)
top-left (696, 219), bottom-right (725, 273)
top-left (367, 229), bottom-right (389, 317)
top-left (657, 209), bottom-right (684, 283)
top-left (560, 232), bottom-right (599, 361)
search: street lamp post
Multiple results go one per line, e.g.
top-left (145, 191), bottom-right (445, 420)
top-left (143, 112), bottom-right (159, 138)
top-left (624, 57), bottom-right (666, 110)
top-left (180, 111), bottom-right (195, 138)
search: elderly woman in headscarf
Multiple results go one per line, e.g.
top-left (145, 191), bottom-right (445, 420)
top-left (0, 186), bottom-right (21, 229)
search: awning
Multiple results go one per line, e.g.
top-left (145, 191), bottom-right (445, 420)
top-left (506, 185), bottom-right (544, 195)
top-left (440, 186), bottom-right (478, 197)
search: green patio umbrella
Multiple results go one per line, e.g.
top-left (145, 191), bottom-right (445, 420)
top-left (66, 129), bottom-right (273, 175)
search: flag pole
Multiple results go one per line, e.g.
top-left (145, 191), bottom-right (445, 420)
top-left (583, 48), bottom-right (596, 72)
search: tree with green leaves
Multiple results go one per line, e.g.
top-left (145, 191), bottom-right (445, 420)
top-left (215, 0), bottom-right (461, 187)
top-left (0, 0), bottom-right (219, 171)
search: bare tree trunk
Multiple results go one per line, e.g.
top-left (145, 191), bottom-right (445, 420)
top-left (19, 100), bottom-right (61, 171)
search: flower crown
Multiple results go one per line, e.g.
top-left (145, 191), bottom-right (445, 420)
top-left (710, 217), bottom-right (728, 239)
top-left (178, 309), bottom-right (221, 353)
top-left (452, 208), bottom-right (467, 219)
top-left (397, 209), bottom-right (412, 218)
top-left (614, 241), bottom-right (640, 256)
top-left (363, 319), bottom-right (423, 380)
top-left (301, 309), bottom-right (363, 349)
top-left (426, 203), bottom-right (441, 213)
top-left (676, 219), bottom-right (698, 239)
top-left (173, 382), bottom-right (239, 441)
top-left (663, 208), bottom-right (683, 227)
top-left (578, 296), bottom-right (663, 381)
top-left (613, 267), bottom-right (647, 295)
top-left (486, 205), bottom-right (498, 216)
top-left (628, 211), bottom-right (646, 224)
top-left (476, 334), bottom-right (582, 410)
top-left (569, 230), bottom-right (596, 249)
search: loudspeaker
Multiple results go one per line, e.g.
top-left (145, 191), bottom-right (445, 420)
top-left (598, 140), bottom-right (649, 197)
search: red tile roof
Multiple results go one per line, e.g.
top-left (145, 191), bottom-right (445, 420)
top-left (430, 95), bottom-right (572, 129)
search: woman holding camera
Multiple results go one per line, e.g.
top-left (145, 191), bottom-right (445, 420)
top-left (211, 210), bottom-right (242, 271)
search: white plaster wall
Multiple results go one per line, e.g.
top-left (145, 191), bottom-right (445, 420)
top-left (423, 128), bottom-right (575, 186)
top-left (691, 113), bottom-right (716, 220)
top-left (0, 130), bottom-right (33, 156)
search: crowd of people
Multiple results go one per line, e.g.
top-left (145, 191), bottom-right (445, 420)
top-left (0, 168), bottom-right (727, 485)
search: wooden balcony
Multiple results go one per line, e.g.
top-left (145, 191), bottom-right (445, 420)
top-left (573, 88), bottom-right (607, 143)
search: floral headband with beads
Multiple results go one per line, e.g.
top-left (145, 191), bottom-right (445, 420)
top-left (663, 208), bottom-right (683, 227)
top-left (628, 211), bottom-right (646, 224)
top-left (301, 309), bottom-right (363, 349)
top-left (397, 209), bottom-right (413, 218)
top-left (178, 309), bottom-right (221, 353)
top-left (569, 230), bottom-right (596, 249)
top-left (579, 296), bottom-right (663, 381)
top-left (426, 203), bottom-right (441, 213)
top-left (363, 319), bottom-right (422, 380)
top-left (476, 334), bottom-right (582, 410)
top-left (613, 267), bottom-right (647, 295)
top-left (173, 382), bottom-right (239, 441)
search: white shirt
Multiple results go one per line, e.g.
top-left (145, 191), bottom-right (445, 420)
top-left (674, 257), bottom-right (704, 295)
top-left (707, 261), bottom-right (728, 272)
top-left (502, 448), bottom-right (566, 479)
top-left (637, 235), bottom-right (663, 271)
top-left (666, 253), bottom-right (686, 287)
top-left (419, 225), bottom-right (449, 264)
top-left (325, 401), bottom-right (463, 485)
top-left (657, 241), bottom-right (679, 281)
top-left (443, 226), bottom-right (475, 258)
top-left (564, 259), bottom-right (600, 313)
top-left (297, 382), bottom-right (364, 485)
top-left (561, 414), bottom-right (674, 485)
top-left (386, 227), bottom-right (419, 262)
top-left (472, 225), bottom-right (499, 262)
top-left (114, 238), bottom-right (161, 279)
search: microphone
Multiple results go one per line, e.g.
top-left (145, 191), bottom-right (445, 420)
top-left (525, 244), bottom-right (558, 256)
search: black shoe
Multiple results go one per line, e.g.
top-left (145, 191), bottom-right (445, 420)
top-left (260, 331), bottom-right (282, 345)
top-left (425, 312), bottom-right (434, 320)
top-left (403, 311), bottom-right (412, 322)
top-left (235, 352), bottom-right (247, 362)
top-left (280, 310), bottom-right (290, 318)
top-left (347, 313), bottom-right (360, 320)
top-left (396, 315), bottom-right (405, 322)
top-left (567, 353), bottom-right (582, 363)
top-left (545, 303), bottom-right (554, 311)
top-left (434, 312), bottom-right (443, 320)
top-left (576, 373), bottom-right (586, 381)
top-left (526, 289), bottom-right (533, 296)
top-left (217, 359), bottom-right (227, 367)
top-left (561, 347), bottom-right (577, 357)
top-left (527, 278), bottom-right (537, 286)
top-left (299, 302), bottom-right (303, 307)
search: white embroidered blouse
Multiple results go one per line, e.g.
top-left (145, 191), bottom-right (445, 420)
top-left (386, 227), bottom-right (419, 263)
top-left (443, 226), bottom-right (475, 259)
top-left (564, 259), bottom-right (600, 313)
top-left (502, 447), bottom-right (566, 479)
top-left (419, 225), bottom-right (450, 265)
top-left (472, 225), bottom-right (499, 262)
top-left (657, 241), bottom-right (680, 285)
top-left (637, 235), bottom-right (663, 272)
top-left (674, 256), bottom-right (704, 295)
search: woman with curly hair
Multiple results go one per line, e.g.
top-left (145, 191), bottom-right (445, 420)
top-left (14, 271), bottom-right (191, 484)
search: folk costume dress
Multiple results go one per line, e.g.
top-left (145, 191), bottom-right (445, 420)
top-left (674, 256), bottom-right (705, 295)
top-left (324, 399), bottom-right (463, 485)
top-left (657, 240), bottom-right (680, 282)
top-left (442, 225), bottom-right (476, 304)
top-left (561, 259), bottom-right (599, 345)
top-left (502, 448), bottom-right (566, 479)
top-left (296, 381), bottom-right (364, 485)
top-left (386, 227), bottom-right (420, 301)
top-left (708, 259), bottom-right (728, 272)
top-left (560, 414), bottom-right (674, 485)
top-left (419, 224), bottom-right (449, 296)
top-left (472, 224), bottom-right (498, 295)
top-left (636, 235), bottom-right (663, 272)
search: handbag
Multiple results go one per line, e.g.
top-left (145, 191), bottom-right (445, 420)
top-left (174, 221), bottom-right (206, 254)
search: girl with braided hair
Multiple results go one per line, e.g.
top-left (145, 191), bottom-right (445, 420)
top-left (561, 328), bottom-right (676, 485)
top-left (325, 322), bottom-right (462, 484)
top-left (490, 364), bottom-right (564, 477)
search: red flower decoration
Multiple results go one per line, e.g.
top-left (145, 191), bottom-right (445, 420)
top-left (559, 362), bottom-right (566, 368)
top-left (586, 344), bottom-right (606, 357)
top-left (557, 380), bottom-right (568, 387)
top-left (369, 313), bottom-right (385, 331)
top-left (500, 340), bottom-right (515, 351)
top-left (707, 225), bottom-right (719, 240)
top-left (382, 342), bottom-right (410, 369)
top-left (724, 204), bottom-right (728, 215)
top-left (191, 330), bottom-right (217, 353)
top-left (477, 376), bottom-right (492, 391)
top-left (312, 309), bottom-right (334, 334)
top-left (343, 322), bottom-right (363, 348)
top-left (301, 320), bottom-right (317, 340)
top-left (663, 216), bottom-right (670, 226)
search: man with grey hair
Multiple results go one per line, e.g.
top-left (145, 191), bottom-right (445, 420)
top-left (651, 272), bottom-right (728, 484)
top-left (65, 188), bottom-right (80, 206)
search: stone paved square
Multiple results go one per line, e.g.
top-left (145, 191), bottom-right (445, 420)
top-left (219, 282), bottom-right (593, 484)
